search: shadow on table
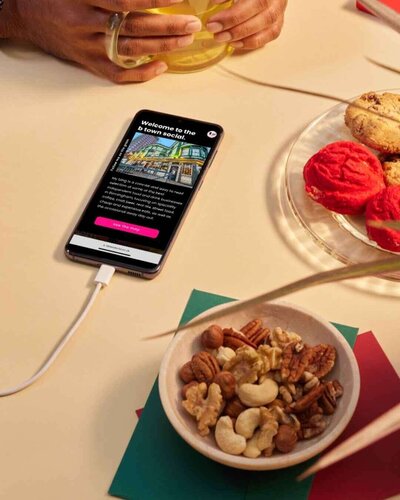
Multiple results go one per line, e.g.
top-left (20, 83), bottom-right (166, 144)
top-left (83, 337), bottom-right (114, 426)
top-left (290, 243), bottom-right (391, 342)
top-left (264, 129), bottom-right (352, 276)
top-left (90, 358), bottom-right (162, 487)
top-left (263, 130), bottom-right (317, 266)
top-left (0, 39), bottom-right (115, 89)
top-left (51, 117), bottom-right (132, 275)
top-left (341, 0), bottom-right (361, 14)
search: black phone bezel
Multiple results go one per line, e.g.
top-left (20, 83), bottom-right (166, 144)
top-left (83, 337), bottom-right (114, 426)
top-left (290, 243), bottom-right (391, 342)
top-left (65, 109), bottom-right (223, 277)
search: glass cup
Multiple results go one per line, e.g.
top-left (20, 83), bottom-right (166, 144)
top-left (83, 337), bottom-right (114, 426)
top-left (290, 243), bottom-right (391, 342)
top-left (105, 0), bottom-right (234, 73)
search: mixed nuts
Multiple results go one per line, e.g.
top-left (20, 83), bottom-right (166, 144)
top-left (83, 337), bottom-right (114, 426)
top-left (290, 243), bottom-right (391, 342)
top-left (179, 319), bottom-right (344, 458)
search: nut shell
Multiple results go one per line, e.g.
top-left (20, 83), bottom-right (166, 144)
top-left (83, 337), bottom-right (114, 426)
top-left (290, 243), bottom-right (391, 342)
top-left (213, 371), bottom-right (236, 400)
top-left (201, 325), bottom-right (224, 349)
top-left (179, 361), bottom-right (196, 383)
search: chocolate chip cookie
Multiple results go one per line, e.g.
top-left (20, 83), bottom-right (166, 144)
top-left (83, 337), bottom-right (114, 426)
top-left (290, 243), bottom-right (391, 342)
top-left (381, 154), bottom-right (400, 186)
top-left (344, 92), bottom-right (400, 154)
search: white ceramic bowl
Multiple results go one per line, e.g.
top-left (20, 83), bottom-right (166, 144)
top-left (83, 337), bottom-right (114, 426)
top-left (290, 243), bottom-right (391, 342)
top-left (159, 301), bottom-right (360, 470)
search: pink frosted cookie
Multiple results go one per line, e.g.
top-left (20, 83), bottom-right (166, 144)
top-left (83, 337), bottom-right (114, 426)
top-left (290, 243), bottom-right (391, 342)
top-left (366, 186), bottom-right (400, 252)
top-left (304, 141), bottom-right (385, 215)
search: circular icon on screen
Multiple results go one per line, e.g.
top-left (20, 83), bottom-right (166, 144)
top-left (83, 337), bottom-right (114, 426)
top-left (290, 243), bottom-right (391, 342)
top-left (207, 131), bottom-right (217, 138)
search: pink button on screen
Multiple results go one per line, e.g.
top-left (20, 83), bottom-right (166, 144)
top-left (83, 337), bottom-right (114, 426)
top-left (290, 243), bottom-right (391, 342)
top-left (95, 217), bottom-right (159, 239)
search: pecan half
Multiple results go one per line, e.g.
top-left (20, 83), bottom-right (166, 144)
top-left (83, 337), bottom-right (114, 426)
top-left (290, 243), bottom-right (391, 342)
top-left (248, 327), bottom-right (270, 346)
top-left (241, 320), bottom-right (269, 345)
top-left (191, 351), bottom-right (220, 384)
top-left (240, 319), bottom-right (263, 336)
top-left (319, 380), bottom-right (344, 415)
top-left (223, 328), bottom-right (257, 350)
top-left (299, 414), bottom-right (327, 439)
top-left (332, 379), bottom-right (344, 398)
top-left (281, 342), bottom-right (312, 383)
top-left (297, 402), bottom-right (323, 423)
top-left (289, 384), bottom-right (325, 413)
top-left (307, 344), bottom-right (336, 378)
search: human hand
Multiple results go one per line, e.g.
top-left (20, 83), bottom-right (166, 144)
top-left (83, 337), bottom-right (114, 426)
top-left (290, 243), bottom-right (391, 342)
top-left (8, 0), bottom-right (203, 82)
top-left (206, 0), bottom-right (287, 50)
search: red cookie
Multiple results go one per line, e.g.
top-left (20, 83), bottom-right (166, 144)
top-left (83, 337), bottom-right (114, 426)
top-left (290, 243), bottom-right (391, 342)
top-left (303, 141), bottom-right (385, 215)
top-left (366, 186), bottom-right (400, 252)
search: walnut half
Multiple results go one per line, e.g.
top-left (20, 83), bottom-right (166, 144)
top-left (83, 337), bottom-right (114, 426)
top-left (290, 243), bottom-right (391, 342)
top-left (182, 382), bottom-right (224, 436)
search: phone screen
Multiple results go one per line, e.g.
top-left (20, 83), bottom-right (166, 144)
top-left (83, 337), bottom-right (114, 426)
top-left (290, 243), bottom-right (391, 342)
top-left (65, 110), bottom-right (223, 276)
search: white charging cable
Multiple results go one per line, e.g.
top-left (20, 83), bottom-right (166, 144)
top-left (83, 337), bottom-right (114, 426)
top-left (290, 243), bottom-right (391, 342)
top-left (0, 264), bottom-right (116, 397)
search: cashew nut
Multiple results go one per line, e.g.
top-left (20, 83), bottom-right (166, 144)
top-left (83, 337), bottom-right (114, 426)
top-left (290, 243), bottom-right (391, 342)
top-left (237, 379), bottom-right (279, 407)
top-left (243, 430), bottom-right (262, 458)
top-left (235, 408), bottom-right (261, 439)
top-left (215, 346), bottom-right (236, 367)
top-left (215, 416), bottom-right (246, 455)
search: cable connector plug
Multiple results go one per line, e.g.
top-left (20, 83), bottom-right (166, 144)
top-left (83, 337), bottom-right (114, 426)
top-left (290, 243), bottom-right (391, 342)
top-left (94, 264), bottom-right (115, 287)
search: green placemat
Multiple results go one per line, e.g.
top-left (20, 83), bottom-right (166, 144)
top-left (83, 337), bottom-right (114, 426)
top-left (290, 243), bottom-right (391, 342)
top-left (109, 289), bottom-right (358, 500)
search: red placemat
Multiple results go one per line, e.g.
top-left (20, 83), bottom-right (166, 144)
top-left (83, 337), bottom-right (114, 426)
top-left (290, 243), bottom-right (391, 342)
top-left (135, 332), bottom-right (400, 499)
top-left (309, 332), bottom-right (400, 499)
top-left (356, 0), bottom-right (400, 14)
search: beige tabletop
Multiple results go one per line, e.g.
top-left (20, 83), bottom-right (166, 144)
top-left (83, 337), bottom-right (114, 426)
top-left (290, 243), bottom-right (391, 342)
top-left (1, 0), bottom-right (399, 498)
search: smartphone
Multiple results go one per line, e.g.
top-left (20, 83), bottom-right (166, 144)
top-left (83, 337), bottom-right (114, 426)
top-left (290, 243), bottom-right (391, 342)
top-left (65, 110), bottom-right (224, 278)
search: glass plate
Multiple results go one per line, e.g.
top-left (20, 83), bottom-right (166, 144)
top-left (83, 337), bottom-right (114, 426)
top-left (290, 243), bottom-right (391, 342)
top-left (285, 89), bottom-right (400, 282)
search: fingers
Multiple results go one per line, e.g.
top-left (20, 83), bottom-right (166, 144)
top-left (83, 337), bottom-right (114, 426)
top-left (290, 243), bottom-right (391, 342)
top-left (214, 12), bottom-right (284, 47)
top-left (207, 0), bottom-right (286, 37)
top-left (117, 33), bottom-right (194, 56)
top-left (88, 57), bottom-right (169, 82)
top-left (230, 23), bottom-right (281, 50)
top-left (207, 0), bottom-right (275, 33)
top-left (211, 10), bottom-right (270, 43)
top-left (119, 12), bottom-right (202, 36)
top-left (91, 0), bottom-right (183, 12)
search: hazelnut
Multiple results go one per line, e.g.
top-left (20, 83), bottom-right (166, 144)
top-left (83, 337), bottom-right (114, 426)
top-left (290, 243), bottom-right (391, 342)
top-left (201, 325), bottom-right (224, 349)
top-left (275, 424), bottom-right (298, 453)
top-left (179, 361), bottom-right (195, 383)
top-left (182, 381), bottom-right (198, 399)
top-left (213, 371), bottom-right (236, 400)
top-left (224, 397), bottom-right (247, 418)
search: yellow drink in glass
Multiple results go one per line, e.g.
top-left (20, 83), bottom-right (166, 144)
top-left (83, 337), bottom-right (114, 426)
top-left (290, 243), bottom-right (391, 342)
top-left (149, 0), bottom-right (234, 73)
top-left (105, 0), bottom-right (233, 73)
